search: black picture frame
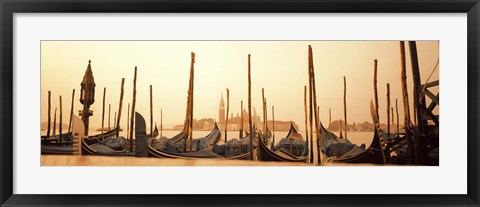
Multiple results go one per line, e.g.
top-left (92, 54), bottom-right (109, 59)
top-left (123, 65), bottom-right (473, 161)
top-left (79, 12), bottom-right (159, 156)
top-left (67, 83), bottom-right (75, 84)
top-left (1, 0), bottom-right (479, 206)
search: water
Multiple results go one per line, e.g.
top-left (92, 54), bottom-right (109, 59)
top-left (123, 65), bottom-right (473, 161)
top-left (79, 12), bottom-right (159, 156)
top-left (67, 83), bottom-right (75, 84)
top-left (42, 129), bottom-right (374, 148)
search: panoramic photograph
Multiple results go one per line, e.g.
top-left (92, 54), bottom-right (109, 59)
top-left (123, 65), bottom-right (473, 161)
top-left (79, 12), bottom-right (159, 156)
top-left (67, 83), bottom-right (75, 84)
top-left (40, 41), bottom-right (439, 166)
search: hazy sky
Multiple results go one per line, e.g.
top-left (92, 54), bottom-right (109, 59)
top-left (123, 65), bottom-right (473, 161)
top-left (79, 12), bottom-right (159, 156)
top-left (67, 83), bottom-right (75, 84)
top-left (41, 41), bottom-right (438, 130)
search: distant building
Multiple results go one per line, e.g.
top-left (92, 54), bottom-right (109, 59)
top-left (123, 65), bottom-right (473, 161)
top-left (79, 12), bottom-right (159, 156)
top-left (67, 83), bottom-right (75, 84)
top-left (219, 93), bottom-right (225, 123)
top-left (174, 94), bottom-right (300, 131)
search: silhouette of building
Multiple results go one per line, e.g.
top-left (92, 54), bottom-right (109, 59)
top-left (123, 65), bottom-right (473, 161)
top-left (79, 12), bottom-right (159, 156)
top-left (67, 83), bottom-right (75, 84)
top-left (219, 93), bottom-right (225, 123)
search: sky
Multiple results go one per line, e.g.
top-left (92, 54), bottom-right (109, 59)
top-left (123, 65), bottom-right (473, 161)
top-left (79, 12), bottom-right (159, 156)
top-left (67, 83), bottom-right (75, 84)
top-left (41, 41), bottom-right (439, 131)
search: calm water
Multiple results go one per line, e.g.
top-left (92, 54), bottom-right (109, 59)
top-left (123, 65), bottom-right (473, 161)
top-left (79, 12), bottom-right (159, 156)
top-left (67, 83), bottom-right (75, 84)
top-left (43, 128), bottom-right (374, 148)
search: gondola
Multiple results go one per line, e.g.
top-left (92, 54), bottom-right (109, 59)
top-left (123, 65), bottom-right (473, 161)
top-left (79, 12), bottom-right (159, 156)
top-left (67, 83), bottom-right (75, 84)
top-left (41, 127), bottom-right (118, 146)
top-left (257, 128), bottom-right (308, 162)
top-left (148, 123), bottom-right (223, 159)
top-left (319, 101), bottom-right (386, 164)
top-left (212, 129), bottom-right (257, 160)
top-left (41, 115), bottom-right (85, 155)
top-left (81, 112), bottom-right (148, 157)
top-left (274, 123), bottom-right (308, 157)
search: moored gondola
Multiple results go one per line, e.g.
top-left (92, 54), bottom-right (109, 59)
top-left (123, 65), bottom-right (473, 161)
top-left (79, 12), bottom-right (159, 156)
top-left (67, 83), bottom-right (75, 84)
top-left (319, 101), bottom-right (386, 164)
top-left (81, 112), bottom-right (148, 157)
top-left (257, 129), bottom-right (307, 162)
top-left (147, 123), bottom-right (222, 159)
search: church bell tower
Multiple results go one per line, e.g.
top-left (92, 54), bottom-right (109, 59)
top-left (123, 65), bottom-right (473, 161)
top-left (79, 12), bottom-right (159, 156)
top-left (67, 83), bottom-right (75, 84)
top-left (219, 93), bottom-right (225, 123)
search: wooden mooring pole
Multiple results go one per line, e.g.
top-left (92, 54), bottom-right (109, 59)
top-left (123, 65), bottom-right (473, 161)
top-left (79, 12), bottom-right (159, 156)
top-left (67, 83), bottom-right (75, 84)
top-left (108, 104), bottom-right (111, 130)
top-left (68, 89), bottom-right (75, 133)
top-left (240, 101), bottom-right (244, 138)
top-left (101, 87), bottom-right (106, 140)
top-left (329, 108), bottom-right (331, 129)
top-left (59, 96), bottom-right (63, 143)
top-left (129, 67), bottom-right (137, 152)
top-left (272, 105), bottom-right (275, 147)
top-left (400, 41), bottom-right (415, 164)
top-left (150, 85), bottom-right (153, 137)
top-left (189, 52), bottom-right (195, 152)
top-left (343, 76), bottom-right (347, 140)
top-left (387, 83), bottom-right (391, 138)
top-left (160, 108), bottom-right (163, 138)
top-left (303, 85), bottom-right (309, 163)
top-left (53, 107), bottom-right (57, 137)
top-left (374, 59), bottom-right (380, 123)
top-left (127, 103), bottom-right (130, 139)
top-left (46, 91), bottom-right (51, 138)
top-left (116, 78), bottom-right (125, 137)
top-left (225, 88), bottom-right (230, 142)
top-left (307, 46), bottom-right (314, 164)
top-left (247, 54), bottom-right (254, 160)
top-left (309, 45), bottom-right (320, 164)
top-left (396, 99), bottom-right (399, 139)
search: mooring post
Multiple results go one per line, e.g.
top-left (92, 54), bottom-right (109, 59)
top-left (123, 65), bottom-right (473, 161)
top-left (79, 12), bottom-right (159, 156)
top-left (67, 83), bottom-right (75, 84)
top-left (150, 85), bottom-right (153, 137)
top-left (303, 85), bottom-right (309, 163)
top-left (68, 89), bottom-right (75, 133)
top-left (387, 83), bottom-right (391, 139)
top-left (374, 59), bottom-right (380, 123)
top-left (116, 78), bottom-right (125, 137)
top-left (160, 108), bottom-right (163, 138)
top-left (101, 87), bottom-right (106, 140)
top-left (400, 41), bottom-right (415, 164)
top-left (344, 76), bottom-right (347, 140)
top-left (46, 91), bottom-right (51, 139)
top-left (129, 67), bottom-right (137, 152)
top-left (307, 46), bottom-right (314, 164)
top-left (247, 54), bottom-right (254, 160)
top-left (225, 88), bottom-right (230, 142)
top-left (240, 101), bottom-right (244, 138)
top-left (127, 103), bottom-right (130, 139)
top-left (53, 107), bottom-right (57, 137)
top-left (108, 104), bottom-right (111, 130)
top-left (188, 52), bottom-right (195, 152)
top-left (59, 96), bottom-right (63, 144)
top-left (272, 105), bottom-right (275, 147)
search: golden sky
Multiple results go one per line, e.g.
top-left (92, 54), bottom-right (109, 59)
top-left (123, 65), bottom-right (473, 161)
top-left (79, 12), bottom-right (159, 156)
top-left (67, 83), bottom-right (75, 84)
top-left (41, 41), bottom-right (438, 130)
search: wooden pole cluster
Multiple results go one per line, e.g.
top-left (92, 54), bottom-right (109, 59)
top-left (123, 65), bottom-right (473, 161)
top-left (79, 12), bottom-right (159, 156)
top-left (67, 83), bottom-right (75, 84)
top-left (59, 96), bottom-right (63, 143)
top-left (303, 85), bottom-right (309, 162)
top-left (400, 41), bottom-right (414, 164)
top-left (343, 76), bottom-right (347, 140)
top-left (387, 83), bottom-right (391, 137)
top-left (68, 89), bottom-right (75, 133)
top-left (116, 78), bottom-right (125, 137)
top-left (150, 85), bottom-right (153, 137)
top-left (225, 88), bottom-right (230, 142)
top-left (46, 91), bottom-right (51, 138)
top-left (101, 87), bottom-right (106, 139)
top-left (307, 45), bottom-right (320, 165)
top-left (248, 54), bottom-right (254, 160)
top-left (114, 112), bottom-right (117, 129)
top-left (129, 67), bottom-right (137, 152)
